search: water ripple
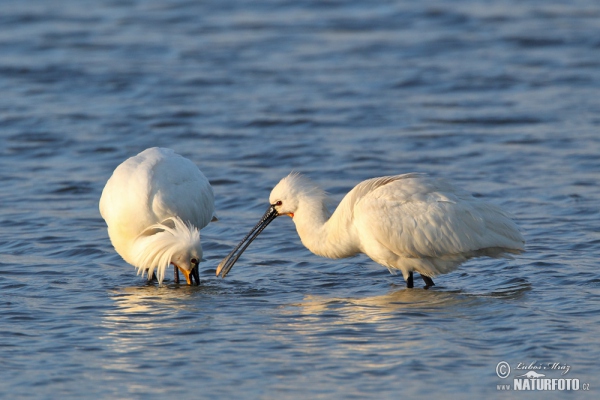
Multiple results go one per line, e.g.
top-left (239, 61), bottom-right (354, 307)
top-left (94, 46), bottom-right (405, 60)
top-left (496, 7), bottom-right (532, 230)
top-left (1, 0), bottom-right (600, 398)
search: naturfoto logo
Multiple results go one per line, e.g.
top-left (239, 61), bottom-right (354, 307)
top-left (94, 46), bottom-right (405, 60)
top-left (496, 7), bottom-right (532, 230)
top-left (495, 361), bottom-right (590, 392)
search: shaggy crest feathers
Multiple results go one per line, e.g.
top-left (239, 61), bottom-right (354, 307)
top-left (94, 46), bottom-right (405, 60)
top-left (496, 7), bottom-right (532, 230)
top-left (130, 216), bottom-right (201, 284)
top-left (271, 172), bottom-right (329, 204)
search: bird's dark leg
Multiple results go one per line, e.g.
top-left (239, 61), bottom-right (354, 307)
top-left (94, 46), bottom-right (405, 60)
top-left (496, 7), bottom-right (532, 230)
top-left (421, 275), bottom-right (435, 289)
top-left (174, 265), bottom-right (180, 284)
top-left (151, 272), bottom-right (158, 281)
top-left (406, 271), bottom-right (414, 288)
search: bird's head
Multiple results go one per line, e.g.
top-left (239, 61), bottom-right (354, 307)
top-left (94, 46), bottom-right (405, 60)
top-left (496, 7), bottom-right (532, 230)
top-left (132, 217), bottom-right (203, 285)
top-left (269, 173), bottom-right (326, 218)
top-left (216, 173), bottom-right (327, 279)
top-left (171, 245), bottom-right (202, 285)
top-left (268, 175), bottom-right (300, 218)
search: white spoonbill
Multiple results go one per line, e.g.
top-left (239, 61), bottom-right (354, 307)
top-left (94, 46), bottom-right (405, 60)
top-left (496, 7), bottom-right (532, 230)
top-left (216, 173), bottom-right (524, 288)
top-left (100, 147), bottom-right (216, 285)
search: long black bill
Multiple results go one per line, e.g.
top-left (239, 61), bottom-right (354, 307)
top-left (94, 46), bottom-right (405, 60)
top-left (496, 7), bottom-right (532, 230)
top-left (216, 206), bottom-right (279, 278)
top-left (191, 262), bottom-right (200, 286)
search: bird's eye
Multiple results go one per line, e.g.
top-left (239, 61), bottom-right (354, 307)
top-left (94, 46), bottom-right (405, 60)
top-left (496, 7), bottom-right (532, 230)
top-left (191, 258), bottom-right (198, 264)
top-left (274, 200), bottom-right (282, 206)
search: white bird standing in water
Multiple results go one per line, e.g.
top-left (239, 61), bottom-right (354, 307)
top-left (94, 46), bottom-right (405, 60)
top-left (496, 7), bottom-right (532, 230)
top-left (217, 173), bottom-right (524, 288)
top-left (100, 147), bottom-right (216, 285)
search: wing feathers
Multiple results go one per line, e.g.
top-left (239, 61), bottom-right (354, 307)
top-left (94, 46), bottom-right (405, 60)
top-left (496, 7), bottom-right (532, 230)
top-left (351, 174), bottom-right (524, 275)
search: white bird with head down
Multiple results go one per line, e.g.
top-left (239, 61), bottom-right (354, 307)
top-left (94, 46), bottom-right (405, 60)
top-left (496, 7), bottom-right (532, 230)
top-left (100, 147), bottom-right (216, 285)
top-left (217, 173), bottom-right (524, 288)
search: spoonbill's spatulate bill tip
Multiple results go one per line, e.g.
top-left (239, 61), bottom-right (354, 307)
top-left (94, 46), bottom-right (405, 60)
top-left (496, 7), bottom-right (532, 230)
top-left (217, 172), bottom-right (524, 288)
top-left (100, 147), bottom-right (216, 285)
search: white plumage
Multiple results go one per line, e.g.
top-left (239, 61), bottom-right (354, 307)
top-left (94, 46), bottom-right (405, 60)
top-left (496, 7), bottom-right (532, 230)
top-left (100, 147), bottom-right (216, 285)
top-left (217, 172), bottom-right (524, 288)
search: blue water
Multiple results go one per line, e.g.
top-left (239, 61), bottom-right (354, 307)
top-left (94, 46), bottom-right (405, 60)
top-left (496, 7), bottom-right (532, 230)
top-left (1, 0), bottom-right (599, 398)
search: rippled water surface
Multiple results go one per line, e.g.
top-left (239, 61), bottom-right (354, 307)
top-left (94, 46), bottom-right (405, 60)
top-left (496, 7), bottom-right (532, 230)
top-left (1, 0), bottom-right (599, 398)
